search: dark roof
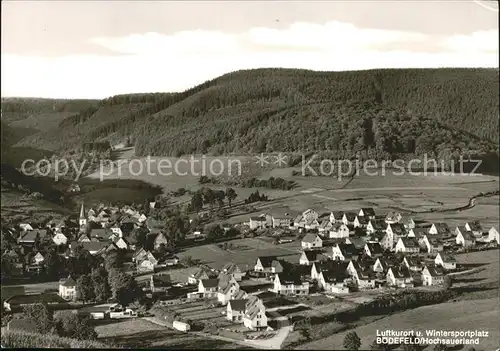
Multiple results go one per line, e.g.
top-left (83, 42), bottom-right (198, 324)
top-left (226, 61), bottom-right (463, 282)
top-left (389, 265), bottom-right (412, 279)
top-left (404, 256), bottom-right (422, 267)
top-left (60, 276), bottom-right (76, 287)
top-left (343, 212), bottom-right (357, 221)
top-left (277, 273), bottom-right (303, 285)
top-left (321, 269), bottom-right (348, 283)
top-left (5, 293), bottom-right (66, 305)
top-left (389, 223), bottom-right (406, 235)
top-left (466, 221), bottom-right (483, 232)
top-left (80, 241), bottom-right (108, 253)
top-left (360, 208), bottom-right (376, 216)
top-left (366, 242), bottom-right (383, 255)
top-left (302, 250), bottom-right (320, 262)
top-left (257, 256), bottom-right (278, 268)
top-left (356, 216), bottom-right (369, 225)
top-left (200, 278), bottom-right (219, 288)
top-left (400, 237), bottom-right (419, 248)
top-left (369, 219), bottom-right (386, 230)
top-left (347, 237), bottom-right (366, 250)
top-left (250, 216), bottom-right (266, 222)
top-left (314, 260), bottom-right (348, 273)
top-left (228, 299), bottom-right (248, 311)
top-left (331, 211), bottom-right (344, 219)
top-left (432, 223), bottom-right (450, 234)
top-left (337, 243), bottom-right (359, 256)
top-left (152, 273), bottom-right (171, 286)
top-left (424, 265), bottom-right (445, 277)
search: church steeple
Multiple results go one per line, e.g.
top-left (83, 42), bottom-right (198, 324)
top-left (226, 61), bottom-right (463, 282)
top-left (79, 202), bottom-right (87, 227)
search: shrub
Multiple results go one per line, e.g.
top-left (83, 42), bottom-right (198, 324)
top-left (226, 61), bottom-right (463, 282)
top-left (1, 329), bottom-right (114, 348)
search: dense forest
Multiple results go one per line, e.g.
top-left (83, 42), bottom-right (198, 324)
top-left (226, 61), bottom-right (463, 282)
top-left (5, 68), bottom-right (499, 162)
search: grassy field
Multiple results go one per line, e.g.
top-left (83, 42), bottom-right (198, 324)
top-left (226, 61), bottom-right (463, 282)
top-left (299, 298), bottom-right (499, 350)
top-left (95, 318), bottom-right (243, 348)
top-left (176, 237), bottom-right (302, 270)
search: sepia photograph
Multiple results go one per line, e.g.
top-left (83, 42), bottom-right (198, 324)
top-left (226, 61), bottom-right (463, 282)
top-left (1, 0), bottom-right (498, 349)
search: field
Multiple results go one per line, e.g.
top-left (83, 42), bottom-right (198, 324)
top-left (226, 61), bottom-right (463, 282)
top-left (299, 298), bottom-right (500, 350)
top-left (95, 318), bottom-right (243, 349)
top-left (176, 237), bottom-right (302, 270)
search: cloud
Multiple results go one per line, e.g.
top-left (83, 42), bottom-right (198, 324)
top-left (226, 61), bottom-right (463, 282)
top-left (1, 21), bottom-right (498, 99)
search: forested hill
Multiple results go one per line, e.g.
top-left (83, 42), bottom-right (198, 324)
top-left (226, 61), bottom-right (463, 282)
top-left (9, 68), bottom-right (500, 160)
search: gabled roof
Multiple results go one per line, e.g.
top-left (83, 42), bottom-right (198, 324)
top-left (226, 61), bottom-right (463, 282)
top-left (20, 229), bottom-right (48, 242)
top-left (432, 223), bottom-right (450, 234)
top-left (257, 256), bottom-right (278, 268)
top-left (365, 242), bottom-right (383, 255)
top-left (5, 293), bottom-right (66, 305)
top-left (369, 219), bottom-right (386, 230)
top-left (388, 223), bottom-right (406, 235)
top-left (60, 276), bottom-right (76, 287)
top-left (302, 233), bottom-right (320, 243)
top-left (321, 269), bottom-right (348, 283)
top-left (222, 262), bottom-right (242, 274)
top-left (403, 256), bottom-right (422, 267)
top-left (200, 278), bottom-right (219, 288)
top-left (424, 265), bottom-right (445, 277)
top-left (347, 237), bottom-right (367, 250)
top-left (302, 250), bottom-right (320, 262)
top-left (331, 211), bottom-right (344, 219)
top-left (360, 208), bottom-right (376, 217)
top-left (250, 216), bottom-right (266, 222)
top-left (410, 227), bottom-right (428, 237)
top-left (80, 241), bottom-right (108, 253)
top-left (356, 216), bottom-right (369, 225)
top-left (336, 243), bottom-right (358, 257)
top-left (399, 237), bottom-right (419, 248)
top-left (276, 273), bottom-right (303, 285)
top-left (343, 212), bottom-right (357, 221)
top-left (388, 265), bottom-right (411, 279)
top-left (228, 299), bottom-right (248, 312)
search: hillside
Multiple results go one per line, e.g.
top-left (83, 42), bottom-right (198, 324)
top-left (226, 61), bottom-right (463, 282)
top-left (9, 68), bottom-right (500, 161)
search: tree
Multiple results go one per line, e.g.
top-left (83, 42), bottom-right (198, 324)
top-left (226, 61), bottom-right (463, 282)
top-left (91, 267), bottom-right (111, 302)
top-left (54, 310), bottom-right (97, 340)
top-left (43, 248), bottom-right (64, 280)
top-left (443, 275), bottom-right (453, 290)
top-left (76, 274), bottom-right (95, 304)
top-left (104, 250), bottom-right (124, 272)
top-left (343, 331), bottom-right (362, 351)
top-left (132, 227), bottom-right (150, 249)
top-left (190, 192), bottom-right (203, 213)
top-left (201, 187), bottom-right (215, 211)
top-left (108, 269), bottom-right (140, 307)
top-left (225, 188), bottom-right (237, 207)
top-left (22, 302), bottom-right (55, 334)
top-left (206, 224), bottom-right (224, 242)
top-left (214, 190), bottom-right (225, 208)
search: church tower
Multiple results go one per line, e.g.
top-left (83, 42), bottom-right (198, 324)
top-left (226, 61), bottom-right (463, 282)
top-left (79, 202), bottom-right (87, 227)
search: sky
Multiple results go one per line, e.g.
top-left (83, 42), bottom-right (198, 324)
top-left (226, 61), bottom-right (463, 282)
top-left (1, 1), bottom-right (498, 99)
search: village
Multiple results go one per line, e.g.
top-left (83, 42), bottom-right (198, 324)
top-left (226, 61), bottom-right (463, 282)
top-left (1, 194), bottom-right (499, 347)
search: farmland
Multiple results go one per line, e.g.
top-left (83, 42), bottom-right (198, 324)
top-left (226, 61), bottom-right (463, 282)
top-left (95, 318), bottom-right (244, 349)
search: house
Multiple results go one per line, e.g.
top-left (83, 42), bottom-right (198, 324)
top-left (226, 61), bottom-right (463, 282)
top-left (218, 276), bottom-right (240, 305)
top-left (465, 221), bottom-right (483, 237)
top-left (113, 237), bottom-right (128, 250)
top-left (455, 228), bottom-right (476, 248)
top-left (353, 215), bottom-right (369, 228)
top-left (395, 237), bottom-right (420, 254)
top-left (219, 263), bottom-right (245, 281)
top-left (329, 223), bottom-right (350, 239)
top-left (132, 247), bottom-right (149, 263)
top-left (364, 242), bottom-right (384, 258)
top-left (346, 261), bottom-right (376, 289)
top-left (90, 228), bottom-right (114, 241)
top-left (429, 223), bottom-right (450, 236)
top-left (19, 223), bottom-right (34, 232)
top-left (79, 242), bottom-right (109, 256)
top-left (330, 243), bottom-right (359, 261)
top-left (299, 250), bottom-right (322, 265)
top-left (434, 253), bottom-right (457, 270)
top-left (421, 265), bottom-right (446, 286)
top-left (318, 220), bottom-right (333, 234)
top-left (386, 223), bottom-right (406, 238)
top-left (59, 276), bottom-right (77, 300)
top-left (110, 225), bottom-right (123, 238)
top-left (136, 252), bottom-right (159, 273)
top-left (385, 211), bottom-right (402, 224)
top-left (342, 212), bottom-right (357, 226)
top-left (198, 279), bottom-right (219, 297)
top-left (162, 254), bottom-right (179, 267)
top-left (32, 252), bottom-right (45, 265)
top-left (408, 227), bottom-right (428, 239)
top-left (188, 267), bottom-right (216, 285)
top-left (359, 208), bottom-right (376, 219)
top-left (273, 273), bottom-right (309, 295)
top-left (254, 256), bottom-right (283, 274)
top-left (311, 261), bottom-right (348, 281)
top-left (402, 256), bottom-right (423, 272)
top-left (78, 234), bottom-right (91, 242)
top-left (243, 302), bottom-right (267, 330)
top-left (373, 257), bottom-right (391, 273)
top-left (488, 227), bottom-right (499, 245)
top-left (249, 216), bottom-right (267, 230)
top-left (294, 209), bottom-right (319, 228)
top-left (52, 232), bottom-right (68, 246)
top-left (345, 237), bottom-right (367, 250)
top-left (150, 273), bottom-right (171, 293)
top-left (153, 233), bottom-right (169, 250)
top-left (422, 235), bottom-right (444, 253)
top-left (318, 270), bottom-right (349, 294)
top-left (301, 233), bottom-right (323, 249)
top-left (400, 215), bottom-right (416, 230)
top-left (226, 299), bottom-right (248, 322)
top-left (329, 211), bottom-right (344, 224)
top-left (366, 219), bottom-right (386, 234)
top-left (272, 214), bottom-right (292, 228)
top-left (19, 229), bottom-right (48, 245)
top-left (386, 266), bottom-right (414, 288)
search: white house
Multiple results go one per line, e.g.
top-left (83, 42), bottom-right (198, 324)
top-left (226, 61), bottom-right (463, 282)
top-left (373, 257), bottom-right (391, 273)
top-left (113, 237), bottom-right (128, 250)
top-left (294, 209), bottom-right (319, 228)
top-left (226, 299), bottom-right (248, 322)
top-left (422, 235), bottom-right (444, 253)
top-left (329, 211), bottom-right (344, 224)
top-left (273, 273), bottom-right (309, 296)
top-left (429, 223), bottom-right (450, 236)
top-left (386, 266), bottom-right (414, 288)
top-left (400, 215), bottom-right (416, 230)
top-left (329, 223), bottom-right (350, 239)
top-left (198, 279), bottom-right (219, 298)
top-left (434, 253), bottom-right (457, 270)
top-left (272, 214), bottom-right (292, 228)
top-left (330, 243), bottom-right (358, 261)
top-left (364, 242), bottom-right (384, 258)
top-left (33, 252), bottom-right (45, 265)
top-left (394, 237), bottom-right (420, 254)
top-left (465, 221), bottom-right (483, 237)
top-left (301, 233), bottom-right (323, 249)
top-left (59, 276), bottom-right (77, 300)
top-left (455, 228), bottom-right (476, 248)
top-left (346, 261), bottom-right (376, 289)
top-left (318, 270), bottom-right (349, 294)
top-left (402, 256), bottom-right (423, 272)
top-left (249, 216), bottom-right (267, 230)
top-left (19, 223), bottom-right (34, 232)
top-left (218, 276), bottom-right (240, 305)
top-left (52, 232), bottom-right (68, 246)
top-left (254, 256), bottom-right (283, 274)
top-left (318, 220), bottom-right (333, 234)
top-left (366, 219), bottom-right (386, 234)
top-left (299, 250), bottom-right (322, 265)
top-left (385, 211), bottom-right (402, 224)
top-left (110, 226), bottom-right (123, 238)
top-left (220, 263), bottom-right (245, 281)
top-left (488, 227), bottom-right (499, 245)
top-left (243, 303), bottom-right (267, 330)
top-left (421, 265), bottom-right (446, 286)
top-left (342, 212), bottom-right (357, 226)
